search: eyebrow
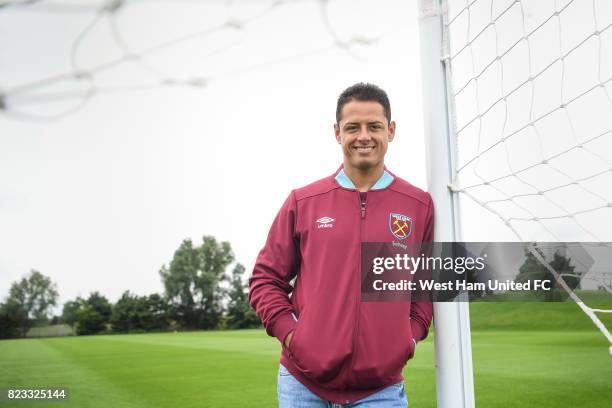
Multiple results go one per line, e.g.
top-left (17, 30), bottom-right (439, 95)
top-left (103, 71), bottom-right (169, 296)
top-left (343, 121), bottom-right (385, 127)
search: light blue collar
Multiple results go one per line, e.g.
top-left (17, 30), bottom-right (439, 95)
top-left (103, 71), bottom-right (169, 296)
top-left (335, 168), bottom-right (394, 190)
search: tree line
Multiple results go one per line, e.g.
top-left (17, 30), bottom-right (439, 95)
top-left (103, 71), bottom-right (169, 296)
top-left (0, 236), bottom-right (261, 339)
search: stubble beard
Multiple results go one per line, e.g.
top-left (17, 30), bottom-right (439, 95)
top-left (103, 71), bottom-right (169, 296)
top-left (350, 156), bottom-right (381, 173)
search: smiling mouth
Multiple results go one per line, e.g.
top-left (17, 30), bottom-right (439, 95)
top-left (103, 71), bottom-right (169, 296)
top-left (353, 145), bottom-right (375, 152)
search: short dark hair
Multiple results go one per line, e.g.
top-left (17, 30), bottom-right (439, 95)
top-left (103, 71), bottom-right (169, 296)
top-left (336, 82), bottom-right (391, 124)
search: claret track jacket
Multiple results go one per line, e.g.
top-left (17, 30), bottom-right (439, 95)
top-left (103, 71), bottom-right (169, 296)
top-left (248, 166), bottom-right (434, 404)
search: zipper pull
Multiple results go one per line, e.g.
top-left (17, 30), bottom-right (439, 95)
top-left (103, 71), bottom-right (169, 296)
top-left (360, 193), bottom-right (367, 219)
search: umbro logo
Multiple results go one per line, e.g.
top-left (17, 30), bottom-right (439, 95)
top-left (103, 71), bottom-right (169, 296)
top-left (316, 216), bottom-right (335, 229)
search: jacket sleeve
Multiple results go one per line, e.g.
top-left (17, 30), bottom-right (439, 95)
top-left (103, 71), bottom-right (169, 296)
top-left (410, 194), bottom-right (435, 343)
top-left (248, 191), bottom-right (299, 345)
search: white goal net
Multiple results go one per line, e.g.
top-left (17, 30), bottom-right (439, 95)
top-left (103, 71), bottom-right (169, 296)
top-left (441, 0), bottom-right (612, 352)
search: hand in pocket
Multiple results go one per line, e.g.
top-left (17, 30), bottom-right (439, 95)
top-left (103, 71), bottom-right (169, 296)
top-left (284, 331), bottom-right (294, 349)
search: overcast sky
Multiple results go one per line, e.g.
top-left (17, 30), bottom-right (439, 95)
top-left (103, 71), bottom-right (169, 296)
top-left (0, 0), bottom-right (429, 308)
top-left (3, 0), bottom-right (610, 309)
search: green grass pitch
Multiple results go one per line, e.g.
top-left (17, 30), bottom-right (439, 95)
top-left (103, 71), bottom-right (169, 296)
top-left (1, 302), bottom-right (611, 407)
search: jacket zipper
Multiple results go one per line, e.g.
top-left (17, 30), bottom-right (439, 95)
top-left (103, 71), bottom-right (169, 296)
top-left (360, 192), bottom-right (367, 219)
top-left (346, 191), bottom-right (367, 387)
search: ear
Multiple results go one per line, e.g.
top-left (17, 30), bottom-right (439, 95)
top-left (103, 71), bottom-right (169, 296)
top-left (387, 121), bottom-right (396, 142)
top-left (334, 123), bottom-right (341, 144)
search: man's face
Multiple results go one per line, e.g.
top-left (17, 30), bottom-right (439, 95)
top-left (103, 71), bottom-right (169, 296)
top-left (334, 100), bottom-right (396, 171)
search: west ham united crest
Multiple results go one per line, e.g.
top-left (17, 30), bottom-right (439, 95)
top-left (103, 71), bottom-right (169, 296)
top-left (389, 213), bottom-right (412, 240)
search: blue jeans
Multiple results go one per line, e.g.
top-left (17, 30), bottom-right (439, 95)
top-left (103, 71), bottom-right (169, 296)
top-left (277, 364), bottom-right (408, 407)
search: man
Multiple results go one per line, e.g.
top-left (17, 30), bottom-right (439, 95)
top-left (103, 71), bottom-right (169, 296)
top-left (248, 83), bottom-right (434, 407)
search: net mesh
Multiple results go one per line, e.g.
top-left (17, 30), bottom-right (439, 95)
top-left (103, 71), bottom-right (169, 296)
top-left (442, 0), bottom-right (612, 352)
top-left (0, 0), bottom-right (382, 122)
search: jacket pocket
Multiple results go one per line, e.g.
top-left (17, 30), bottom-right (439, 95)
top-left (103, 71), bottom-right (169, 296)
top-left (285, 318), bottom-right (300, 357)
top-left (286, 306), bottom-right (353, 384)
top-left (350, 303), bottom-right (413, 388)
top-left (405, 336), bottom-right (416, 361)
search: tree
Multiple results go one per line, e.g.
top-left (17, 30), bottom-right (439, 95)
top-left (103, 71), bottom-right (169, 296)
top-left (516, 246), bottom-right (548, 289)
top-left (140, 293), bottom-right (169, 332)
top-left (110, 291), bottom-right (139, 332)
top-left (87, 292), bottom-right (112, 322)
top-left (516, 245), bottom-right (578, 301)
top-left (0, 302), bottom-right (26, 339)
top-left (549, 251), bottom-right (579, 290)
top-left (74, 292), bottom-right (112, 335)
top-left (62, 298), bottom-right (84, 329)
top-left (110, 292), bottom-right (169, 333)
top-left (160, 236), bottom-right (233, 329)
top-left (2, 270), bottom-right (59, 337)
top-left (226, 263), bottom-right (261, 329)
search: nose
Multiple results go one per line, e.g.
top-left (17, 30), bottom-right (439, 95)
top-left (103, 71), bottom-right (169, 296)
top-left (357, 124), bottom-right (373, 141)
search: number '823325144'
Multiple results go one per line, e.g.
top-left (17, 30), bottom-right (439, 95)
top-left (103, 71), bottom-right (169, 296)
top-left (3, 388), bottom-right (68, 400)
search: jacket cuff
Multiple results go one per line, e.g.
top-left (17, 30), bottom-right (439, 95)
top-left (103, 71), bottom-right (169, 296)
top-left (271, 311), bottom-right (298, 345)
top-left (411, 318), bottom-right (427, 343)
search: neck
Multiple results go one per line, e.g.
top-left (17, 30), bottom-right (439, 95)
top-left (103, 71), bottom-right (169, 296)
top-left (343, 161), bottom-right (385, 192)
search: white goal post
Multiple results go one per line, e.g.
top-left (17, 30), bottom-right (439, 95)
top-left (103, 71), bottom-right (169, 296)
top-left (419, 0), bottom-right (612, 406)
top-left (418, 1), bottom-right (476, 407)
